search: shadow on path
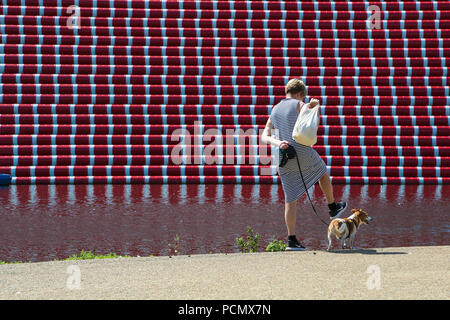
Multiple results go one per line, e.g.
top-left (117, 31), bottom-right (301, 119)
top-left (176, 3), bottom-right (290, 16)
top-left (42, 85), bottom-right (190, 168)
top-left (326, 248), bottom-right (409, 255)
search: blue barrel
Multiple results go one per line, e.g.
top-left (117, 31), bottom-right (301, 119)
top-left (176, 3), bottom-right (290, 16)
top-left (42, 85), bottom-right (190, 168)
top-left (0, 174), bottom-right (11, 186)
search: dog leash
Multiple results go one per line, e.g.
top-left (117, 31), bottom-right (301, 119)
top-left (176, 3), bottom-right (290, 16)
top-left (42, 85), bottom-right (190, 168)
top-left (294, 153), bottom-right (330, 227)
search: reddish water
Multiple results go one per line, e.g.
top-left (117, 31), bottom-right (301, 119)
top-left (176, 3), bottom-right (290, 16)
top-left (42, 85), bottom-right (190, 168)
top-left (0, 184), bottom-right (448, 262)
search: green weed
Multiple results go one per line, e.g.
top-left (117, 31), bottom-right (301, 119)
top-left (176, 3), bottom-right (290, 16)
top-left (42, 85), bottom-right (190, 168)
top-left (236, 227), bottom-right (260, 253)
top-left (265, 237), bottom-right (287, 252)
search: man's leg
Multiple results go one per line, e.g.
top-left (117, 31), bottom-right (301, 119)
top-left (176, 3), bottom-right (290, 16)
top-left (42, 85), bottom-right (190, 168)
top-left (284, 199), bottom-right (306, 250)
top-left (318, 171), bottom-right (334, 204)
top-left (284, 199), bottom-right (297, 236)
top-left (319, 171), bottom-right (347, 218)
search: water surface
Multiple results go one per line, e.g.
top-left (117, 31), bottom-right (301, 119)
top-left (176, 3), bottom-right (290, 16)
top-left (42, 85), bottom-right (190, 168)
top-left (0, 184), bottom-right (448, 262)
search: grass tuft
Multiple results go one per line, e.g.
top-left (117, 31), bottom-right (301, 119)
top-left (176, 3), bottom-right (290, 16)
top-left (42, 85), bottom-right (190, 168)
top-left (64, 250), bottom-right (131, 261)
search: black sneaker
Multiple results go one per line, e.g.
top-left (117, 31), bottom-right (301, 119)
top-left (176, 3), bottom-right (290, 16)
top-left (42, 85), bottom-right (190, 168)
top-left (329, 201), bottom-right (348, 219)
top-left (286, 238), bottom-right (307, 251)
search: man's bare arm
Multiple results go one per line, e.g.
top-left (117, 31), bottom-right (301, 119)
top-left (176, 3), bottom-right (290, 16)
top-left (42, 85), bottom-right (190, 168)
top-left (261, 118), bottom-right (289, 149)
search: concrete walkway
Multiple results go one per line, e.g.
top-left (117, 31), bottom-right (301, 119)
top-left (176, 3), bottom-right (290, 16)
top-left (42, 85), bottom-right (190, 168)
top-left (0, 245), bottom-right (449, 299)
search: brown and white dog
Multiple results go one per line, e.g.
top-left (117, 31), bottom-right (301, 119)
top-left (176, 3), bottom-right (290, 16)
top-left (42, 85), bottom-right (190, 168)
top-left (327, 208), bottom-right (373, 251)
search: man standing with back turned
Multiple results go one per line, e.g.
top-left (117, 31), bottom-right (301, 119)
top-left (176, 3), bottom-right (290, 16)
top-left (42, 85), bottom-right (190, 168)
top-left (261, 79), bottom-right (347, 251)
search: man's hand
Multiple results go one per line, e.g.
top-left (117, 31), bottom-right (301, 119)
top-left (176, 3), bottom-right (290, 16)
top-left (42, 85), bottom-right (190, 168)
top-left (309, 98), bottom-right (320, 107)
top-left (279, 141), bottom-right (290, 150)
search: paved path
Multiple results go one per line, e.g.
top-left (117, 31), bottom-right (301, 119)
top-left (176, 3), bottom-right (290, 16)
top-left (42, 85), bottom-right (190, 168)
top-left (0, 246), bottom-right (449, 299)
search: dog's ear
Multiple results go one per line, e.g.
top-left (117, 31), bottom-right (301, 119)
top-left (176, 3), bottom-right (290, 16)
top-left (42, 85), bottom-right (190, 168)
top-left (351, 208), bottom-right (358, 213)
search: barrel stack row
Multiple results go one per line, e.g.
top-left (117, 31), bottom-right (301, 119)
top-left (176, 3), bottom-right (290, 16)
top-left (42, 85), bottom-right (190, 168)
top-left (0, 0), bottom-right (449, 184)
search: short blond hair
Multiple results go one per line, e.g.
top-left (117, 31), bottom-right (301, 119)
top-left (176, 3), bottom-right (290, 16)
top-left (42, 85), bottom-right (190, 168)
top-left (285, 78), bottom-right (307, 96)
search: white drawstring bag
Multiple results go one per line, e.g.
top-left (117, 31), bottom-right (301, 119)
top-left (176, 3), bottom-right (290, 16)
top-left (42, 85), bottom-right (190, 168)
top-left (292, 103), bottom-right (320, 146)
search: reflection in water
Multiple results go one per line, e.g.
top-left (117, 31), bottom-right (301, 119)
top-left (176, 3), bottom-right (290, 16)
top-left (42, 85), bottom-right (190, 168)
top-left (0, 184), bottom-right (449, 262)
